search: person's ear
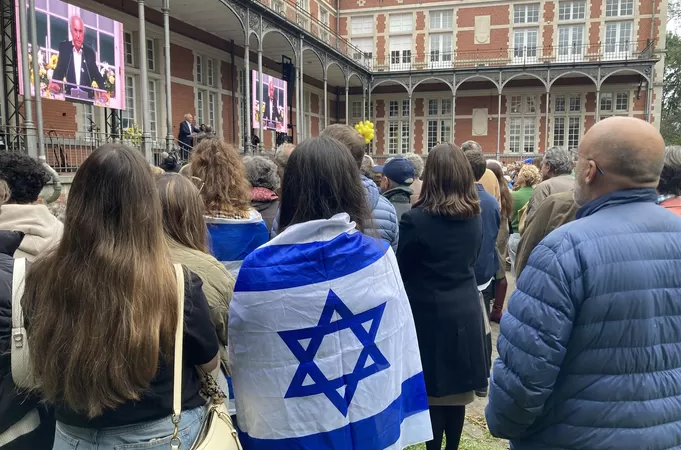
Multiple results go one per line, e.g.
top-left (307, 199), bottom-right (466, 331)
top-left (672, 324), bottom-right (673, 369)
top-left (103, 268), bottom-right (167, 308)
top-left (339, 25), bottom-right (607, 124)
top-left (584, 160), bottom-right (598, 185)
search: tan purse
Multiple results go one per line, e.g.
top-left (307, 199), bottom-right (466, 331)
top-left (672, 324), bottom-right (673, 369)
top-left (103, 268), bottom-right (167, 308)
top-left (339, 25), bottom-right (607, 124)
top-left (170, 264), bottom-right (242, 450)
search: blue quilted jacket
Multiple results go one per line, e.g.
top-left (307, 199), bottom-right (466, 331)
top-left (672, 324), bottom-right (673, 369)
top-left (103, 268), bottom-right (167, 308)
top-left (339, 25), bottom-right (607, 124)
top-left (362, 176), bottom-right (398, 251)
top-left (486, 188), bottom-right (681, 450)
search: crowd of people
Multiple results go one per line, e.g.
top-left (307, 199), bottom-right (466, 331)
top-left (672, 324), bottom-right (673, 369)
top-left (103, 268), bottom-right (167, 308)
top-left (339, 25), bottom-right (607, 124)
top-left (0, 116), bottom-right (680, 450)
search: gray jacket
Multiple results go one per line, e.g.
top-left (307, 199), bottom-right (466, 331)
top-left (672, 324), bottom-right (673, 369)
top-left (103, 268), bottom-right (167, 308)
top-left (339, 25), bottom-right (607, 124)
top-left (382, 185), bottom-right (412, 224)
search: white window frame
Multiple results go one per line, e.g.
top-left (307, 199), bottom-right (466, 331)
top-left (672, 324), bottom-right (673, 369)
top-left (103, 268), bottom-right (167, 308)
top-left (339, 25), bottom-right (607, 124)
top-left (425, 98), bottom-right (452, 152)
top-left (351, 16), bottom-right (373, 35)
top-left (121, 74), bottom-right (136, 130)
top-left (507, 94), bottom-right (538, 154)
top-left (390, 13), bottom-right (413, 33)
top-left (552, 93), bottom-right (583, 148)
top-left (387, 98), bottom-right (410, 154)
top-left (558, 0), bottom-right (586, 21)
top-left (605, 0), bottom-right (634, 17)
top-left (513, 4), bottom-right (540, 24)
top-left (389, 35), bottom-right (412, 71)
top-left (429, 33), bottom-right (453, 69)
top-left (124, 31), bottom-right (134, 66)
top-left (147, 38), bottom-right (155, 72)
top-left (557, 24), bottom-right (584, 62)
top-left (148, 80), bottom-right (157, 135)
top-left (351, 37), bottom-right (373, 68)
top-left (351, 101), bottom-right (362, 120)
top-left (513, 28), bottom-right (539, 64)
top-left (604, 21), bottom-right (633, 60)
top-left (207, 59), bottom-right (214, 87)
top-left (430, 10), bottom-right (453, 30)
top-left (195, 54), bottom-right (203, 85)
top-left (600, 91), bottom-right (630, 117)
top-left (320, 8), bottom-right (330, 42)
top-left (296, 0), bottom-right (310, 29)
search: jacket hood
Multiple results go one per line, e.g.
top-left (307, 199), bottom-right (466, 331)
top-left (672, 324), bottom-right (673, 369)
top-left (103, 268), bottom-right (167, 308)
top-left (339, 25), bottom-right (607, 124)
top-left (383, 186), bottom-right (413, 203)
top-left (0, 204), bottom-right (64, 260)
top-left (362, 175), bottom-right (380, 210)
top-left (0, 230), bottom-right (24, 256)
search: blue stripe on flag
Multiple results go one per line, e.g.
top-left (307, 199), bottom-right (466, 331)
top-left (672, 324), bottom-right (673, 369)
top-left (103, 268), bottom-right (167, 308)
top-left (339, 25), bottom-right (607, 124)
top-left (235, 232), bottom-right (389, 292)
top-left (207, 221), bottom-right (269, 264)
top-left (237, 372), bottom-right (428, 450)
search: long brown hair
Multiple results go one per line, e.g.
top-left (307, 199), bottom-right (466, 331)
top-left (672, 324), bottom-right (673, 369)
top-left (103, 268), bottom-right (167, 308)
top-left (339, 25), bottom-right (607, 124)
top-left (487, 161), bottom-right (513, 219)
top-left (23, 144), bottom-right (178, 418)
top-left (189, 138), bottom-right (252, 216)
top-left (415, 143), bottom-right (481, 218)
top-left (156, 173), bottom-right (208, 252)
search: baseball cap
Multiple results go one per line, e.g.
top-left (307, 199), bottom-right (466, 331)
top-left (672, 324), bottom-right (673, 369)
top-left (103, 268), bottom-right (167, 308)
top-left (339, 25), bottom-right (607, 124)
top-left (523, 158), bottom-right (534, 164)
top-left (373, 158), bottom-right (415, 185)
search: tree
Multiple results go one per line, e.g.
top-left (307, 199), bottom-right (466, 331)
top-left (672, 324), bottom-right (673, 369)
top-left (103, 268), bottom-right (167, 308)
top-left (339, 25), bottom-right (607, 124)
top-left (662, 32), bottom-right (681, 145)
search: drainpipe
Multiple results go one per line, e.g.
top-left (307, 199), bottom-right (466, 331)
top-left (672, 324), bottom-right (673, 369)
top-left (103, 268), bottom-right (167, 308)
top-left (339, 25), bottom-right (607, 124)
top-left (336, 0), bottom-right (340, 37)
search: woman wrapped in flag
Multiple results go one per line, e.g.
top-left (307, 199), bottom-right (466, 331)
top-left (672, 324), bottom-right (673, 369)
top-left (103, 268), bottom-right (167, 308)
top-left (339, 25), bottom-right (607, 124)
top-left (229, 136), bottom-right (432, 450)
top-left (187, 138), bottom-right (269, 278)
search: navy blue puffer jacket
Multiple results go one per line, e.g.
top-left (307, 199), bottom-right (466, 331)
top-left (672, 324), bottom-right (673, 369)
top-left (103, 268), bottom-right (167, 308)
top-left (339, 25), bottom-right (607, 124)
top-left (486, 188), bottom-right (681, 450)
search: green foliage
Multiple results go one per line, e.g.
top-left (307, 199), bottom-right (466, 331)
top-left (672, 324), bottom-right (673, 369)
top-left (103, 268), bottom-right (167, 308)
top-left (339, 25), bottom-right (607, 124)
top-left (662, 31), bottom-right (681, 145)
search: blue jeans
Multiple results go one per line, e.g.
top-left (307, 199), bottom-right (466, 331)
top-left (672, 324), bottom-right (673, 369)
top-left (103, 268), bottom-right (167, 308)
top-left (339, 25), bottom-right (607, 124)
top-left (53, 406), bottom-right (204, 450)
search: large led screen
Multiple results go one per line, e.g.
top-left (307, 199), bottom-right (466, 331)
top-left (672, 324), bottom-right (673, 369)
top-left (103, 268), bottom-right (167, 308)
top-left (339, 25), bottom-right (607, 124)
top-left (252, 71), bottom-right (288, 132)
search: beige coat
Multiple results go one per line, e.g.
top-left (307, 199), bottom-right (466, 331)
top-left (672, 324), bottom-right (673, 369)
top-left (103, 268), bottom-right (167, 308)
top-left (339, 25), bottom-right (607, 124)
top-left (168, 240), bottom-right (235, 365)
top-left (0, 204), bottom-right (63, 261)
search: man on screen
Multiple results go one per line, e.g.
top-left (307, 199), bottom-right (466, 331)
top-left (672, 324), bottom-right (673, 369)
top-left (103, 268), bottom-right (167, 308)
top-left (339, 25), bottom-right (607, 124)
top-left (263, 82), bottom-right (282, 125)
top-left (48, 15), bottom-right (106, 101)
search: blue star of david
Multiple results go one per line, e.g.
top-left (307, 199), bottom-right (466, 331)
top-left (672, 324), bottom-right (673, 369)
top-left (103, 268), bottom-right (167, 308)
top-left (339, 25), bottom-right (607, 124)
top-left (278, 290), bottom-right (390, 416)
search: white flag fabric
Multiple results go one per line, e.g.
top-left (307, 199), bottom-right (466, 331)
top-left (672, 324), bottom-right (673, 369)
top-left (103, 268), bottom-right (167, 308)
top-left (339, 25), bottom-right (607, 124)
top-left (229, 213), bottom-right (432, 450)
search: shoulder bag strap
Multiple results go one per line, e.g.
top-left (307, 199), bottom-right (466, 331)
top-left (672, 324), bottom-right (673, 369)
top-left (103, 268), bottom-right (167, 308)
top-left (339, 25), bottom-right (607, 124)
top-left (171, 264), bottom-right (185, 449)
top-left (11, 257), bottom-right (34, 387)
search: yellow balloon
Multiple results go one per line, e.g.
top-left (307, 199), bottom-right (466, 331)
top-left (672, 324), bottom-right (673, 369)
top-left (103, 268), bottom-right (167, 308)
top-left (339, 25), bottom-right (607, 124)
top-left (364, 138), bottom-right (371, 144)
top-left (368, 122), bottom-right (374, 129)
top-left (354, 124), bottom-right (361, 131)
top-left (368, 132), bottom-right (375, 140)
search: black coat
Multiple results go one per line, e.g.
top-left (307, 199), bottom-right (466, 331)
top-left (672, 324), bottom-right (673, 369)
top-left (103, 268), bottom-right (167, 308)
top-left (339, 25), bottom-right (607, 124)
top-left (0, 230), bottom-right (55, 449)
top-left (51, 41), bottom-right (105, 98)
top-left (396, 207), bottom-right (489, 397)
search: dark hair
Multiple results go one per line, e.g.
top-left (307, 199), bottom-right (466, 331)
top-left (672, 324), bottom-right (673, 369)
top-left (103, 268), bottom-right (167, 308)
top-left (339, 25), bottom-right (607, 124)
top-left (463, 148), bottom-right (487, 181)
top-left (415, 143), bottom-right (480, 218)
top-left (321, 124), bottom-right (366, 170)
top-left (156, 173), bottom-right (208, 252)
top-left (487, 161), bottom-right (513, 219)
top-left (659, 146), bottom-right (681, 196)
top-left (159, 152), bottom-right (181, 173)
top-left (0, 151), bottom-right (50, 203)
top-left (279, 137), bottom-right (371, 232)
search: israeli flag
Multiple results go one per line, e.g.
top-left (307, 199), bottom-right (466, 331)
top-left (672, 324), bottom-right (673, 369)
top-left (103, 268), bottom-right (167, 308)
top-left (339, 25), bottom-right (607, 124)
top-left (230, 213), bottom-right (432, 450)
top-left (206, 209), bottom-right (269, 277)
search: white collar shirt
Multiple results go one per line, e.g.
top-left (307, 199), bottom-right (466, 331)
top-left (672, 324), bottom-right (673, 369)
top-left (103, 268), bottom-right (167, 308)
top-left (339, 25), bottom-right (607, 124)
top-left (73, 47), bottom-right (83, 86)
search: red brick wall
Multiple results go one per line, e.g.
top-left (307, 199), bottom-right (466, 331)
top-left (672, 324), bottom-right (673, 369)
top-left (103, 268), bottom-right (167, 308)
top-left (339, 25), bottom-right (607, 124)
top-left (171, 44), bottom-right (193, 80)
top-left (543, 2), bottom-right (555, 52)
top-left (39, 99), bottom-right (78, 135)
top-left (222, 93), bottom-right (236, 144)
top-left (311, 93), bottom-right (320, 114)
top-left (457, 5), bottom-right (509, 27)
top-left (171, 83), bottom-right (195, 136)
top-left (456, 29), bottom-right (509, 58)
top-left (414, 119), bottom-right (423, 153)
top-left (311, 116), bottom-right (320, 137)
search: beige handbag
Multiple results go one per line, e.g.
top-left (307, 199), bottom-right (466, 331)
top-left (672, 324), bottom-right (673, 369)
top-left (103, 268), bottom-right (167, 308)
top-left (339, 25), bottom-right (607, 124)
top-left (170, 264), bottom-right (242, 450)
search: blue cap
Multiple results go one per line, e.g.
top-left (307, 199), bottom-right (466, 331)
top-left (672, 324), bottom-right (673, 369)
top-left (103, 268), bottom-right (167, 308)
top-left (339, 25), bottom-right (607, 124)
top-left (373, 158), bottom-right (415, 185)
top-left (523, 158), bottom-right (534, 164)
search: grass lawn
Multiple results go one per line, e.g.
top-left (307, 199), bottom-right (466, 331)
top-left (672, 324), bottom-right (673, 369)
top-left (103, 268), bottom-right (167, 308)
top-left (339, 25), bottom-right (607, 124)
top-left (407, 433), bottom-right (503, 450)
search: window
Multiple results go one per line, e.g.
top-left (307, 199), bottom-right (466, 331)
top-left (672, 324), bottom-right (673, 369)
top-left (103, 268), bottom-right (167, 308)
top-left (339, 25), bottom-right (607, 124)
top-left (513, 28), bottom-right (538, 63)
top-left (320, 8), bottom-right (329, 42)
top-left (147, 38), bottom-right (155, 72)
top-left (507, 94), bottom-right (538, 153)
top-left (513, 4), bottom-right (540, 24)
top-left (557, 25), bottom-right (584, 61)
top-left (351, 101), bottom-right (362, 119)
top-left (558, 1), bottom-right (585, 20)
top-left (390, 35), bottom-right (412, 70)
top-left (388, 98), bottom-right (410, 153)
top-left (82, 104), bottom-right (95, 141)
top-left (390, 13), bottom-right (413, 33)
top-left (600, 92), bottom-right (630, 116)
top-left (196, 90), bottom-right (204, 126)
top-left (124, 32), bottom-right (134, 66)
top-left (429, 33), bottom-right (453, 68)
top-left (195, 55), bottom-right (203, 84)
top-left (605, 0), bottom-right (634, 17)
top-left (430, 10), bottom-right (453, 29)
top-left (604, 21), bottom-right (633, 58)
top-left (273, 0), bottom-right (285, 15)
top-left (351, 16), bottom-right (373, 35)
top-left (208, 92), bottom-right (217, 129)
top-left (296, 0), bottom-right (309, 28)
top-left (207, 59), bottom-right (214, 87)
top-left (552, 94), bottom-right (582, 148)
top-left (121, 75), bottom-right (136, 129)
top-left (426, 99), bottom-right (452, 152)
top-left (351, 37), bottom-right (373, 65)
top-left (148, 81), bottom-right (157, 136)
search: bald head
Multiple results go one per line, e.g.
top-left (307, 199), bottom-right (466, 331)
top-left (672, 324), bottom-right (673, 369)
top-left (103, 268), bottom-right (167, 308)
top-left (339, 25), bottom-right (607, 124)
top-left (574, 117), bottom-right (665, 205)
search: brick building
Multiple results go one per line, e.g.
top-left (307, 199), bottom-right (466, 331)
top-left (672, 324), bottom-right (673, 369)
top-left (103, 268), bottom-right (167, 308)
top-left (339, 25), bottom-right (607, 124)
top-left (2, 0), bottom-right (666, 165)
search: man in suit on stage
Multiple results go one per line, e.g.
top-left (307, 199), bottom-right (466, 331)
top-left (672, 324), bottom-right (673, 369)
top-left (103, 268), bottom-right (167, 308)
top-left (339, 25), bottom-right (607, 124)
top-left (178, 113), bottom-right (200, 153)
top-left (263, 82), bottom-right (282, 125)
top-left (48, 15), bottom-right (106, 101)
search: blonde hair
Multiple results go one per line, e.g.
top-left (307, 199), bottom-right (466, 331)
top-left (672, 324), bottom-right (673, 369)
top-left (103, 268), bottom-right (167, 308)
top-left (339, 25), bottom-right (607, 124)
top-left (156, 173), bottom-right (208, 252)
top-left (0, 179), bottom-right (9, 208)
top-left (189, 138), bottom-right (252, 216)
top-left (514, 164), bottom-right (543, 190)
top-left (23, 144), bottom-right (177, 418)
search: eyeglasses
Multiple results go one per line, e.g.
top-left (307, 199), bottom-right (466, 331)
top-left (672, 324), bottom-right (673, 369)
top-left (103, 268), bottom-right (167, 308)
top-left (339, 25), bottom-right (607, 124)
top-left (567, 148), bottom-right (604, 175)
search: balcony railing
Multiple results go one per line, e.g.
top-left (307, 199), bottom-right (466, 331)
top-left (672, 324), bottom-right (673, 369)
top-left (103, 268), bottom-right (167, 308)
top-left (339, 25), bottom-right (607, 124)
top-left (253, 0), bottom-right (371, 69)
top-left (370, 40), bottom-right (655, 73)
